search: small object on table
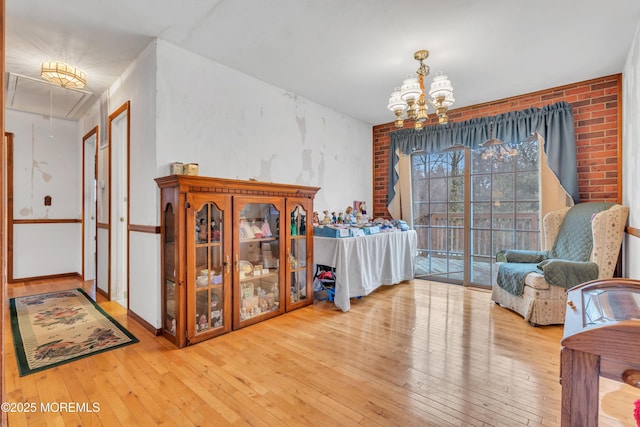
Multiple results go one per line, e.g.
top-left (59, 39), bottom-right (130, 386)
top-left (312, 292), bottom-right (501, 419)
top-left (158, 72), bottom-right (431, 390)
top-left (321, 210), bottom-right (331, 225)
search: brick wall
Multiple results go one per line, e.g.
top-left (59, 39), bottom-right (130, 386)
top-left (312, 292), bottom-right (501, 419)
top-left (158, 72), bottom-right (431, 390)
top-left (372, 74), bottom-right (622, 218)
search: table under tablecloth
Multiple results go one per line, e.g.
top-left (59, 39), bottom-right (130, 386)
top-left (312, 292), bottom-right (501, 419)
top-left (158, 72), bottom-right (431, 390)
top-left (313, 230), bottom-right (417, 311)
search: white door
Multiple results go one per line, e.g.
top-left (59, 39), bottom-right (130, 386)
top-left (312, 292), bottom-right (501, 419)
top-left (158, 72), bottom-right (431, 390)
top-left (96, 144), bottom-right (109, 297)
top-left (83, 130), bottom-right (97, 282)
top-left (110, 108), bottom-right (129, 307)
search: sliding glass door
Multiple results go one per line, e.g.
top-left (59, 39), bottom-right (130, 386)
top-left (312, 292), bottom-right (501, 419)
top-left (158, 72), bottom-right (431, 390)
top-left (412, 150), bottom-right (466, 283)
top-left (412, 138), bottom-right (541, 288)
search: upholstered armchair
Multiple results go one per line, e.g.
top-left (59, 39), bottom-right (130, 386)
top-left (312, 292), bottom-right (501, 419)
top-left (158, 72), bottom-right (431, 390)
top-left (491, 203), bottom-right (628, 326)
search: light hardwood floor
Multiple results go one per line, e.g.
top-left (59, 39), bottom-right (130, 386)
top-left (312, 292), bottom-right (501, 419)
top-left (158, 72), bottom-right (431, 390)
top-left (4, 278), bottom-right (639, 426)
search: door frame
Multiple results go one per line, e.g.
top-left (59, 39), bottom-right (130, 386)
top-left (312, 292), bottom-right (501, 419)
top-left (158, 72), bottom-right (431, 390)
top-left (82, 127), bottom-right (98, 282)
top-left (107, 101), bottom-right (130, 307)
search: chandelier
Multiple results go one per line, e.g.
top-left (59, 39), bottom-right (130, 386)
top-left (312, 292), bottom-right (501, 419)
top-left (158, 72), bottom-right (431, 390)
top-left (41, 61), bottom-right (87, 89)
top-left (387, 50), bottom-right (454, 130)
top-left (480, 138), bottom-right (518, 160)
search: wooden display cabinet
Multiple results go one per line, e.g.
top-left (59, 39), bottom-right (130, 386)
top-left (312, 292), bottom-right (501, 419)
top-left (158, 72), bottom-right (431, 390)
top-left (156, 175), bottom-right (319, 347)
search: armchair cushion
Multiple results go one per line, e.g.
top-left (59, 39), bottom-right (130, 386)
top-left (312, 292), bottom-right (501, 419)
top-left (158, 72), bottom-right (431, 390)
top-left (499, 249), bottom-right (548, 263)
top-left (537, 259), bottom-right (599, 289)
top-left (550, 202), bottom-right (614, 261)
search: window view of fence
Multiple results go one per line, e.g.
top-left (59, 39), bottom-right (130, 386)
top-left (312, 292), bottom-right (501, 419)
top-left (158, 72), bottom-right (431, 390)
top-left (412, 140), bottom-right (540, 287)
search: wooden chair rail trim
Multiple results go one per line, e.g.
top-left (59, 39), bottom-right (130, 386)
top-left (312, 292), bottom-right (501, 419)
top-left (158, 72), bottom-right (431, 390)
top-left (8, 272), bottom-right (81, 284)
top-left (626, 226), bottom-right (640, 238)
top-left (128, 224), bottom-right (161, 234)
top-left (12, 218), bottom-right (81, 224)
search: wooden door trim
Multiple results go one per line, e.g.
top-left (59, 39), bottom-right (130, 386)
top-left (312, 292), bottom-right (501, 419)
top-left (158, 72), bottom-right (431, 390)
top-left (6, 133), bottom-right (13, 283)
top-left (82, 126), bottom-right (98, 281)
top-left (107, 100), bottom-right (130, 306)
top-left (1, 1), bottom-right (7, 419)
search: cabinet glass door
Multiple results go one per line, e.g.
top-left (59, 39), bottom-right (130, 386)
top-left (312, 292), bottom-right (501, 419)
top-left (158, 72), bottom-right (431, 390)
top-left (287, 199), bottom-right (312, 310)
top-left (187, 194), bottom-right (231, 343)
top-left (163, 202), bottom-right (177, 338)
top-left (234, 197), bottom-right (284, 328)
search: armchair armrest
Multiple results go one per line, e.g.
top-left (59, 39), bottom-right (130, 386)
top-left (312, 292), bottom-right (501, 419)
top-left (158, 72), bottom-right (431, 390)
top-left (497, 249), bottom-right (548, 263)
top-left (538, 259), bottom-right (598, 289)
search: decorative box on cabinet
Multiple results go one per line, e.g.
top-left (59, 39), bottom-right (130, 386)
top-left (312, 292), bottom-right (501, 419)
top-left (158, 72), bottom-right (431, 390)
top-left (156, 175), bottom-right (319, 347)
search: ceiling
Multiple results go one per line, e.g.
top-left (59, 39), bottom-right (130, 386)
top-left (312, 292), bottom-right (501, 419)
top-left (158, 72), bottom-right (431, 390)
top-left (6, 0), bottom-right (640, 125)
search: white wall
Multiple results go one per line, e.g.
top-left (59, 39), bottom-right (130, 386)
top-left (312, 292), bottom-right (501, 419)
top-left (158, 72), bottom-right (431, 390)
top-left (81, 40), bottom-right (158, 226)
top-left (622, 21), bottom-right (640, 278)
top-left (155, 40), bottom-right (372, 213)
top-left (6, 109), bottom-right (82, 278)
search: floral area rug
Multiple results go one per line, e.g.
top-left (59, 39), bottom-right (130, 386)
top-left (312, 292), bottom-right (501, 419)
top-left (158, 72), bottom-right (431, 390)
top-left (9, 288), bottom-right (138, 376)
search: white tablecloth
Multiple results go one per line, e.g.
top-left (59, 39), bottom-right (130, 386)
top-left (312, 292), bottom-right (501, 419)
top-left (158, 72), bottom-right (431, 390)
top-left (314, 230), bottom-right (417, 311)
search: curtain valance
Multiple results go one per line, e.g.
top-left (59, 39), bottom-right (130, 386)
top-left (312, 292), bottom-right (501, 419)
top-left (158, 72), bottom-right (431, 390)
top-left (387, 101), bottom-right (579, 206)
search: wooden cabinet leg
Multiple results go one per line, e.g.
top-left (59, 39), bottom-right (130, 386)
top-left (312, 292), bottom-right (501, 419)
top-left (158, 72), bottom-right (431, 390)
top-left (561, 347), bottom-right (600, 427)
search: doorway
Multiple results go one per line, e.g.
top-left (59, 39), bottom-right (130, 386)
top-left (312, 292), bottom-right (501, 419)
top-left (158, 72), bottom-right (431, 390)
top-left (108, 102), bottom-right (130, 308)
top-left (82, 127), bottom-right (98, 285)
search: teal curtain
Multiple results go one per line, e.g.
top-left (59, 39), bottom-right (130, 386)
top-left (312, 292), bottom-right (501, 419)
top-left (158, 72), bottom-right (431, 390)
top-left (493, 101), bottom-right (579, 202)
top-left (387, 101), bottom-right (579, 205)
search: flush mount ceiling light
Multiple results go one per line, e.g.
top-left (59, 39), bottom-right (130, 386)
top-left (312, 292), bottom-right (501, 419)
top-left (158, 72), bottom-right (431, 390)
top-left (41, 60), bottom-right (87, 89)
top-left (387, 50), bottom-right (455, 130)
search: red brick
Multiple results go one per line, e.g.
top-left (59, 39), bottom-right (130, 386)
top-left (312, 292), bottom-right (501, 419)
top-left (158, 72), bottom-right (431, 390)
top-left (577, 144), bottom-right (604, 153)
top-left (577, 131), bottom-right (606, 140)
top-left (591, 80), bottom-right (619, 90)
top-left (590, 150), bottom-right (617, 159)
top-left (578, 117), bottom-right (605, 127)
top-left (570, 99), bottom-right (592, 108)
top-left (591, 164), bottom-right (619, 172)
top-left (566, 86), bottom-right (592, 96)
top-left (589, 178), bottom-right (617, 186)
top-left (585, 172), bottom-right (606, 179)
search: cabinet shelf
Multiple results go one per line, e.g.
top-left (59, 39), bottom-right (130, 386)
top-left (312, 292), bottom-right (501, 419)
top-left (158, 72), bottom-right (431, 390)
top-left (195, 283), bottom-right (224, 290)
top-left (239, 237), bottom-right (277, 244)
top-left (239, 271), bottom-right (278, 281)
top-left (196, 241), bottom-right (222, 247)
